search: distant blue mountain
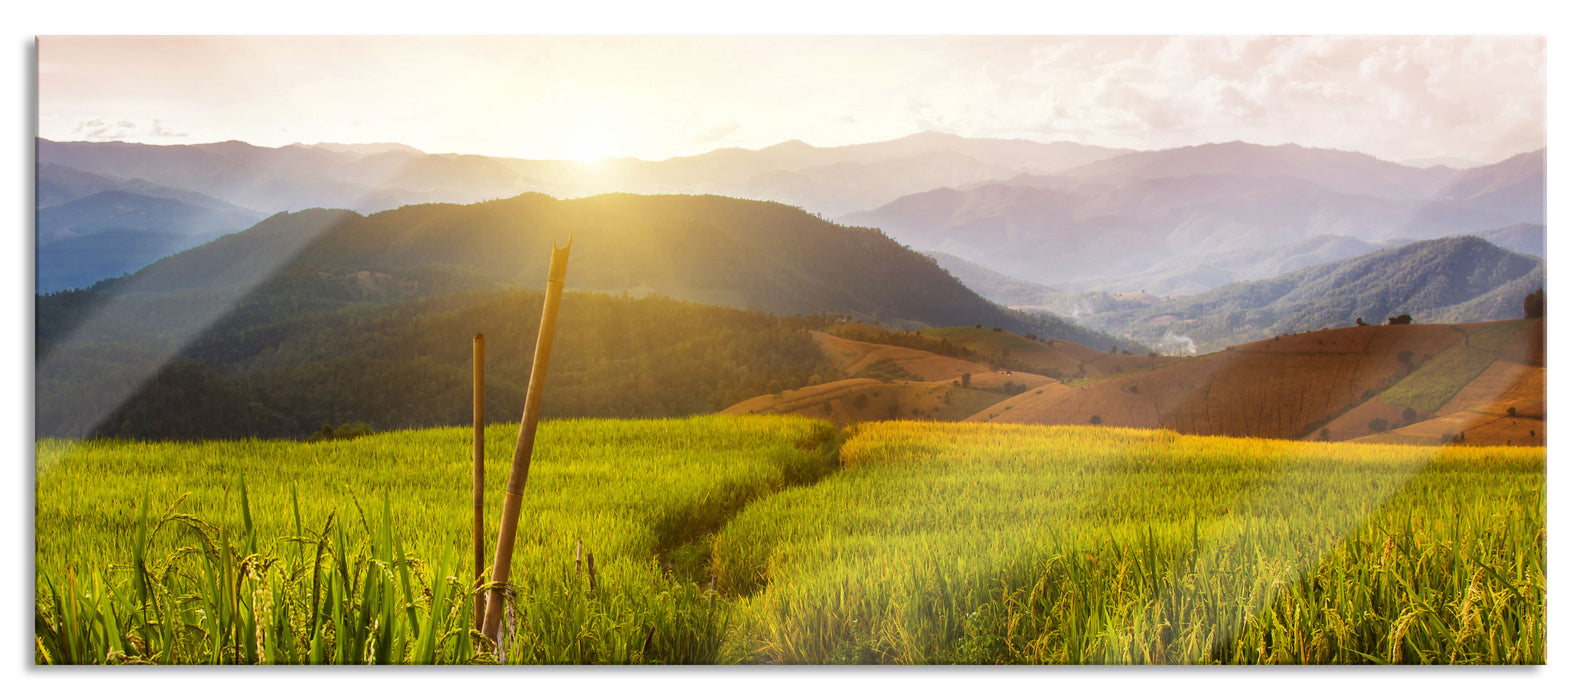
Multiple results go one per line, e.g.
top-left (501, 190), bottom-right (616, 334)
top-left (1077, 236), bottom-right (1545, 354)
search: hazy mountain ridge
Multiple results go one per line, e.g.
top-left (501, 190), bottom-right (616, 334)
top-left (36, 138), bottom-right (543, 215)
top-left (35, 164), bottom-right (273, 292)
top-left (1473, 223), bottom-right (1546, 258)
top-left (36, 132), bottom-right (1133, 221)
top-left (843, 144), bottom-right (1545, 290)
top-left (34, 133), bottom-right (1138, 294)
top-left (35, 135), bottom-right (1544, 335)
top-left (1079, 236), bottom-right (1545, 353)
top-left (45, 193), bottom-right (1134, 352)
top-left (1057, 140), bottom-right (1453, 198)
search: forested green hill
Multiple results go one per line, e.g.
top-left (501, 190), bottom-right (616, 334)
top-left (38, 290), bottom-right (841, 440)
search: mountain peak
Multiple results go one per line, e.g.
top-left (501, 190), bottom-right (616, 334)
top-left (296, 142), bottom-right (425, 156)
top-left (762, 138), bottom-right (815, 153)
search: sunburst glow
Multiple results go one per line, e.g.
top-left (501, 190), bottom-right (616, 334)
top-left (571, 127), bottom-right (614, 163)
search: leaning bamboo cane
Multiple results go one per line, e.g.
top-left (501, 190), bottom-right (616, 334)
top-left (471, 332), bottom-right (486, 632)
top-left (481, 237), bottom-right (572, 648)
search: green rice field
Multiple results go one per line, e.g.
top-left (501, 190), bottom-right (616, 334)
top-left (34, 416), bottom-right (1544, 665)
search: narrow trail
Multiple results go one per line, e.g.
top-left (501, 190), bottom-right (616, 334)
top-left (652, 420), bottom-right (852, 591)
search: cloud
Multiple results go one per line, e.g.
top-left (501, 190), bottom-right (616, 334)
top-left (70, 117), bottom-right (189, 142)
top-left (688, 120), bottom-right (742, 145)
top-left (147, 119), bottom-right (189, 138)
top-left (70, 118), bottom-right (128, 140)
top-left (942, 36), bottom-right (1543, 163)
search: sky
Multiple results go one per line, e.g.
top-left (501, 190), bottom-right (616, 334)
top-left (37, 34), bottom-right (1546, 166)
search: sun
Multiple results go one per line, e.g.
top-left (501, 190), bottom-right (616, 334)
top-left (571, 128), bottom-right (615, 163)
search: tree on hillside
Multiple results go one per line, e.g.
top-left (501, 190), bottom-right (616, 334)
top-left (1387, 314), bottom-right (1412, 325)
top-left (1524, 289), bottom-right (1545, 318)
top-left (1398, 350), bottom-right (1415, 369)
top-left (961, 372), bottom-right (972, 388)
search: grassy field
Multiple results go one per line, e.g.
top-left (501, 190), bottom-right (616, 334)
top-left (35, 416), bottom-right (841, 664)
top-left (717, 422), bottom-right (1544, 663)
top-left (34, 417), bottom-right (1544, 665)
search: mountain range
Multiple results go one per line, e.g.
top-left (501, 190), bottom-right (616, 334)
top-left (843, 142), bottom-right (1544, 291)
top-left (35, 163), bottom-right (269, 292)
top-left (35, 193), bottom-right (1137, 439)
top-left (32, 132), bottom-right (1132, 292)
top-left (36, 134), bottom-right (1543, 301)
top-left (59, 193), bottom-right (1121, 343)
top-left (35, 131), bottom-right (1130, 220)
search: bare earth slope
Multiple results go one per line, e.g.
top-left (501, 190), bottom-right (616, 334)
top-left (969, 323), bottom-right (1478, 440)
top-left (725, 320), bottom-right (1543, 446)
top-left (1341, 319), bottom-right (1544, 446)
top-left (811, 331), bottom-right (990, 382)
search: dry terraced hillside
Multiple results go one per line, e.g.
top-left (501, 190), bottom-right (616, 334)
top-left (723, 319), bottom-right (1543, 447)
top-left (969, 319), bottom-right (1542, 446)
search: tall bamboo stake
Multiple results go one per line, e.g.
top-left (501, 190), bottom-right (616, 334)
top-left (471, 332), bottom-right (486, 632)
top-left (481, 237), bottom-right (572, 647)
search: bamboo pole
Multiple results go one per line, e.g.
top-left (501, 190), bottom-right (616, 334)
top-left (471, 332), bottom-right (486, 632)
top-left (481, 237), bottom-right (572, 647)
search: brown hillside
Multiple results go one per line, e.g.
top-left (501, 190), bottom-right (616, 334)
top-left (917, 326), bottom-right (1176, 378)
top-left (811, 331), bottom-right (990, 381)
top-left (1500, 317), bottom-right (1545, 366)
top-left (1347, 410), bottom-right (1545, 447)
top-left (1311, 319), bottom-right (1544, 446)
top-left (720, 377), bottom-right (1045, 426)
top-left (970, 323), bottom-right (1473, 439)
top-left (725, 324), bottom-right (1065, 427)
top-left (1435, 319), bottom-right (1544, 423)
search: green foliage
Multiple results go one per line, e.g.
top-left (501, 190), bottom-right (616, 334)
top-left (856, 358), bottom-right (923, 383)
top-left (933, 388), bottom-right (1010, 422)
top-left (1523, 289), bottom-right (1544, 319)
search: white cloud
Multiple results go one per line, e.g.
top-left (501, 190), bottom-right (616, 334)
top-left (69, 117), bottom-right (189, 142)
top-left (686, 119), bottom-right (742, 146)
